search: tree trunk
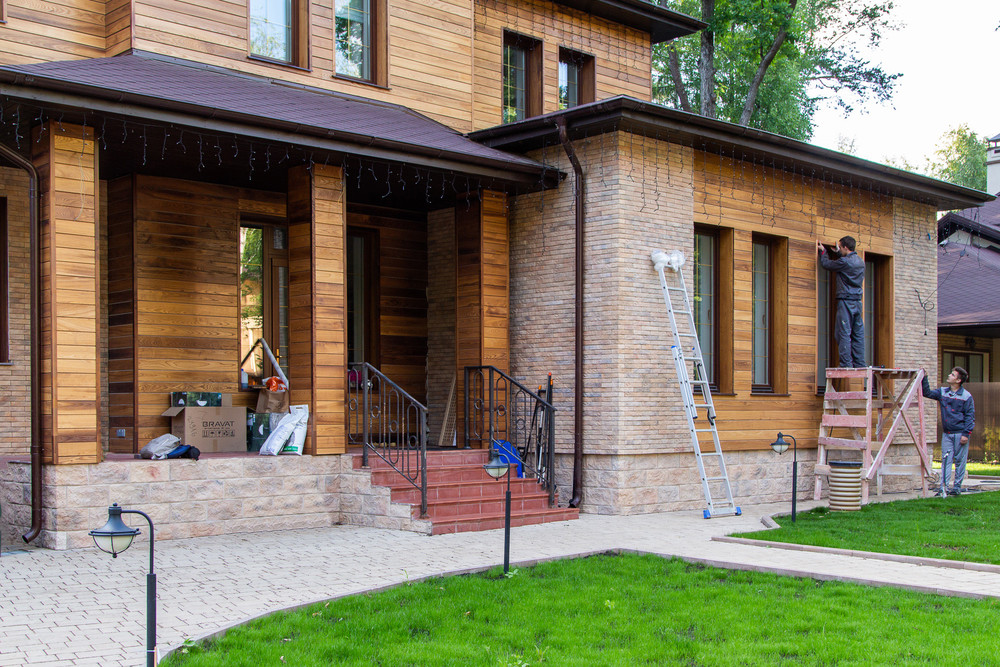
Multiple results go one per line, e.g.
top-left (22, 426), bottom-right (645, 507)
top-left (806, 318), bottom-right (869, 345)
top-left (667, 46), bottom-right (692, 113)
top-left (739, 0), bottom-right (798, 126)
top-left (698, 0), bottom-right (716, 118)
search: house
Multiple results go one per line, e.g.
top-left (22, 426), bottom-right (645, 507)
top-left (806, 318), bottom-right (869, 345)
top-left (0, 0), bottom-right (990, 550)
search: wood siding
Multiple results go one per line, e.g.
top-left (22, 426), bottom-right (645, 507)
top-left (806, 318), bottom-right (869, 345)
top-left (0, 0), bottom-right (106, 63)
top-left (32, 121), bottom-right (101, 464)
top-left (106, 175), bottom-right (135, 453)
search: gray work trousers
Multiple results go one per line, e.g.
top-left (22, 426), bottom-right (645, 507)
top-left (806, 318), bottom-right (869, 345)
top-left (835, 299), bottom-right (865, 368)
top-left (939, 432), bottom-right (969, 492)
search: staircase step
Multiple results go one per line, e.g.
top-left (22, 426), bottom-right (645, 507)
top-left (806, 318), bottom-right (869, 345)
top-left (431, 507), bottom-right (580, 535)
top-left (353, 448), bottom-right (488, 471)
top-left (391, 478), bottom-right (546, 505)
top-left (371, 464), bottom-right (500, 487)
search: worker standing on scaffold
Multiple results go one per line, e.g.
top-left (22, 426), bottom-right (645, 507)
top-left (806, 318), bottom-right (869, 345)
top-left (817, 236), bottom-right (865, 368)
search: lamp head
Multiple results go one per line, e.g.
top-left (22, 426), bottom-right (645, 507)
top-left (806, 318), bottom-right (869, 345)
top-left (483, 451), bottom-right (510, 480)
top-left (89, 503), bottom-right (140, 557)
top-left (770, 433), bottom-right (790, 454)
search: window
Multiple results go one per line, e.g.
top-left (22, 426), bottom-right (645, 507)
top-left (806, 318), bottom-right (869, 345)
top-left (503, 32), bottom-right (542, 123)
top-left (335, 0), bottom-right (371, 79)
top-left (751, 234), bottom-right (787, 394)
top-left (816, 262), bottom-right (833, 391)
top-left (943, 350), bottom-right (988, 383)
top-left (347, 227), bottom-right (379, 365)
top-left (693, 230), bottom-right (716, 386)
top-left (249, 0), bottom-right (306, 65)
top-left (558, 49), bottom-right (595, 110)
top-left (865, 252), bottom-right (892, 368)
top-left (692, 226), bottom-right (734, 394)
top-left (239, 220), bottom-right (289, 387)
top-left (1, 198), bottom-right (7, 363)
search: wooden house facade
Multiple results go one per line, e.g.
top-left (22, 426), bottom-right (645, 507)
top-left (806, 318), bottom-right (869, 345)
top-left (0, 0), bottom-right (989, 549)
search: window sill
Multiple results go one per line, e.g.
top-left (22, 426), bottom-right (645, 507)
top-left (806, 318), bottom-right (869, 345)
top-left (332, 74), bottom-right (389, 91)
top-left (750, 391), bottom-right (791, 397)
top-left (247, 54), bottom-right (311, 73)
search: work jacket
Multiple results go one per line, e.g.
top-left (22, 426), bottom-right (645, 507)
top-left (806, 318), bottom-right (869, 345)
top-left (922, 376), bottom-right (975, 437)
top-left (820, 250), bottom-right (865, 300)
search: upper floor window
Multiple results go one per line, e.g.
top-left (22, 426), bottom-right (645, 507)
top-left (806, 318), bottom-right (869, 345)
top-left (558, 48), bottom-right (594, 110)
top-left (503, 32), bottom-right (542, 123)
top-left (336, 0), bottom-right (370, 80)
top-left (250, 0), bottom-right (294, 63)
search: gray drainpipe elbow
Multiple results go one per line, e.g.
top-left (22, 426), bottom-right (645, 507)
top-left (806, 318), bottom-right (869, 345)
top-left (555, 117), bottom-right (584, 509)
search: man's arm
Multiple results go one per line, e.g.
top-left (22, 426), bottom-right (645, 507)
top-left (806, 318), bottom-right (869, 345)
top-left (963, 394), bottom-right (975, 443)
top-left (921, 374), bottom-right (941, 401)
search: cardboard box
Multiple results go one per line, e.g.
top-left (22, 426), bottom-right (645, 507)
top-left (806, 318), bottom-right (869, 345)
top-left (161, 405), bottom-right (247, 452)
top-left (170, 392), bottom-right (228, 407)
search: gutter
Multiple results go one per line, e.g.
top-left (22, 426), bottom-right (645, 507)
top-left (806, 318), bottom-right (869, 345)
top-left (0, 142), bottom-right (43, 543)
top-left (555, 117), bottom-right (583, 509)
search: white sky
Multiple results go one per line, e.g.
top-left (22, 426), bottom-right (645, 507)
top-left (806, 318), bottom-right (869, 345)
top-left (809, 0), bottom-right (1000, 170)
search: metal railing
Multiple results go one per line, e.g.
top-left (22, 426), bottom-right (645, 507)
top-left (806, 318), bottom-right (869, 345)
top-left (347, 362), bottom-right (428, 517)
top-left (464, 366), bottom-right (556, 505)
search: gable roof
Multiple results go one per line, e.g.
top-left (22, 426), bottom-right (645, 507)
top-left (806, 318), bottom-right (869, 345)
top-left (937, 242), bottom-right (1000, 329)
top-left (0, 50), bottom-right (551, 186)
top-left (938, 195), bottom-right (1000, 244)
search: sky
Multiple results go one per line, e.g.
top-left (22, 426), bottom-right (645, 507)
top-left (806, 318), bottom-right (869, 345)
top-left (808, 0), bottom-right (1000, 169)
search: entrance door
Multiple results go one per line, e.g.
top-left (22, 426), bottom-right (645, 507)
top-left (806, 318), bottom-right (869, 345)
top-left (347, 227), bottom-right (379, 366)
top-left (239, 219), bottom-right (289, 386)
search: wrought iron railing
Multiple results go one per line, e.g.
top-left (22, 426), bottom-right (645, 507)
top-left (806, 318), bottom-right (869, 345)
top-left (464, 366), bottom-right (556, 505)
top-left (347, 362), bottom-right (428, 517)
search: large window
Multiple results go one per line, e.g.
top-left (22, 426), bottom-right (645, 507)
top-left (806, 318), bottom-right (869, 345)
top-left (558, 48), bottom-right (594, 110)
top-left (239, 220), bottom-right (289, 387)
top-left (1, 198), bottom-right (7, 363)
top-left (751, 234), bottom-right (788, 394)
top-left (249, 0), bottom-right (305, 65)
top-left (943, 350), bottom-right (988, 383)
top-left (693, 230), bottom-right (716, 386)
top-left (503, 32), bottom-right (542, 123)
top-left (335, 0), bottom-right (372, 80)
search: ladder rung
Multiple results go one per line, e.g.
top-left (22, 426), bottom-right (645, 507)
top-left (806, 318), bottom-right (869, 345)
top-left (705, 476), bottom-right (728, 481)
top-left (700, 452), bottom-right (723, 457)
top-left (694, 428), bottom-right (716, 433)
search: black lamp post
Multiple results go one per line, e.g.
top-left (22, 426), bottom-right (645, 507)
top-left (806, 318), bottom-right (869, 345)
top-left (90, 503), bottom-right (156, 667)
top-left (769, 432), bottom-right (798, 523)
top-left (483, 449), bottom-right (512, 574)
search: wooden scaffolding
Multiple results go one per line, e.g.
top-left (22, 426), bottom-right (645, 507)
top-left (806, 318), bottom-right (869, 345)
top-left (814, 367), bottom-right (934, 503)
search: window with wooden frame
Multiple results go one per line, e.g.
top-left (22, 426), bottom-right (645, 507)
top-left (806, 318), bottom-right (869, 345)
top-left (693, 226), bottom-right (734, 393)
top-left (239, 219), bottom-right (289, 388)
top-left (249, 0), bottom-right (308, 66)
top-left (943, 349), bottom-right (988, 383)
top-left (558, 48), bottom-right (594, 110)
top-left (503, 31), bottom-right (542, 123)
top-left (751, 234), bottom-right (787, 394)
top-left (864, 252), bottom-right (893, 367)
top-left (347, 227), bottom-right (380, 366)
top-left (0, 198), bottom-right (8, 363)
top-left (335, 0), bottom-right (386, 84)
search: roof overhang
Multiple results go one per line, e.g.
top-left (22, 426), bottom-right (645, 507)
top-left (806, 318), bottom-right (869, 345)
top-left (0, 51), bottom-right (557, 189)
top-left (551, 0), bottom-right (705, 43)
top-left (471, 97), bottom-right (995, 211)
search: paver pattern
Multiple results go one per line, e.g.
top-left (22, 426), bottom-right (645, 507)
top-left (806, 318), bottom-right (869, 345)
top-left (4, 495), bottom-right (1000, 666)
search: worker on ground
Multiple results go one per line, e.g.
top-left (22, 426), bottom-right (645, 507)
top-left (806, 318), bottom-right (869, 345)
top-left (817, 236), bottom-right (865, 368)
top-left (922, 366), bottom-right (975, 497)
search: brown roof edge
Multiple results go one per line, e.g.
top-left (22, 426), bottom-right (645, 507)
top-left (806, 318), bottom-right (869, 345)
top-left (470, 97), bottom-right (995, 211)
top-left (550, 0), bottom-right (705, 43)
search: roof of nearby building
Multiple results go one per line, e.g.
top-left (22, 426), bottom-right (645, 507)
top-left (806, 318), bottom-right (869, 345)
top-left (552, 0), bottom-right (705, 43)
top-left (471, 96), bottom-right (995, 211)
top-left (937, 242), bottom-right (1000, 329)
top-left (938, 196), bottom-right (1000, 243)
top-left (0, 50), bottom-right (551, 185)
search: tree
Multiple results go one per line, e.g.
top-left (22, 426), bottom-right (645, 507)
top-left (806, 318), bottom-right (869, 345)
top-left (653, 0), bottom-right (901, 141)
top-left (928, 125), bottom-right (987, 191)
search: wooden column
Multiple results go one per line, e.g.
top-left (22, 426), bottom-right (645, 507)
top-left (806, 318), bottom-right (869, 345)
top-left (287, 164), bottom-right (347, 455)
top-left (32, 122), bottom-right (101, 464)
top-left (455, 190), bottom-right (510, 445)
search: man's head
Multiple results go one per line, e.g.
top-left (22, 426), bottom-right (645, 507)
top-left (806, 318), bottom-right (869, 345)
top-left (948, 366), bottom-right (969, 386)
top-left (837, 236), bottom-right (857, 254)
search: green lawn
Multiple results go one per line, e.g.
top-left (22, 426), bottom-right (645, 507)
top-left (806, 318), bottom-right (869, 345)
top-left (163, 553), bottom-right (1000, 666)
top-left (967, 462), bottom-right (1000, 476)
top-left (735, 491), bottom-right (1000, 564)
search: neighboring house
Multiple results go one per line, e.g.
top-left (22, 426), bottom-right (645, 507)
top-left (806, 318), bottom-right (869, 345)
top-left (0, 0), bottom-right (990, 550)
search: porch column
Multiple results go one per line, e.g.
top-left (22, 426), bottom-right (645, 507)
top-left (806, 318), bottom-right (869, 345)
top-left (31, 122), bottom-right (100, 464)
top-left (287, 164), bottom-right (347, 454)
top-left (455, 189), bottom-right (510, 445)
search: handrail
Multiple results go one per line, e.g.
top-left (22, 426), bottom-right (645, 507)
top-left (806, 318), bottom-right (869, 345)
top-left (347, 362), bottom-right (428, 517)
top-left (464, 366), bottom-right (557, 505)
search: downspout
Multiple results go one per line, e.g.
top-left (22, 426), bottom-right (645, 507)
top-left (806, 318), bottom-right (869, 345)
top-left (0, 142), bottom-right (42, 543)
top-left (555, 117), bottom-right (583, 508)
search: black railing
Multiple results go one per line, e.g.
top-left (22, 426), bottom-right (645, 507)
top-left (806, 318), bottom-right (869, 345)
top-left (347, 362), bottom-right (428, 517)
top-left (464, 366), bottom-right (556, 506)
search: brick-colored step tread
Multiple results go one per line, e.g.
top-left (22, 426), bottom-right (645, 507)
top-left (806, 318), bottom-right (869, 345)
top-left (431, 508), bottom-right (580, 535)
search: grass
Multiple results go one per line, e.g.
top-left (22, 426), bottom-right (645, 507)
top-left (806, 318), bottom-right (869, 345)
top-left (734, 492), bottom-right (1000, 564)
top-left (163, 552), bottom-right (1000, 666)
top-left (967, 461), bottom-right (1000, 476)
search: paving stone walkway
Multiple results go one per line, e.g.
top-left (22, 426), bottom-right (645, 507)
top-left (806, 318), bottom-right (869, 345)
top-left (4, 494), bottom-right (1000, 666)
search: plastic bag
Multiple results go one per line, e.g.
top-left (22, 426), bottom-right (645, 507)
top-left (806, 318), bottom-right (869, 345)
top-left (140, 433), bottom-right (181, 459)
top-left (281, 405), bottom-right (309, 455)
top-left (264, 376), bottom-right (287, 392)
top-left (259, 410), bottom-right (306, 456)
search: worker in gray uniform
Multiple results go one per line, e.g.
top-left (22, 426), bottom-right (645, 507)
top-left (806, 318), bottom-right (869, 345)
top-left (817, 235), bottom-right (866, 368)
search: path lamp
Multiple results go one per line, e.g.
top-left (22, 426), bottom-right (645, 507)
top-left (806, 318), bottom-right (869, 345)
top-left (90, 503), bottom-right (156, 667)
top-left (770, 433), bottom-right (798, 523)
top-left (483, 449), bottom-right (512, 574)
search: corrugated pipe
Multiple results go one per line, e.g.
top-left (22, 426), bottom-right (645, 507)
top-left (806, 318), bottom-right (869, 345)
top-left (555, 117), bottom-right (583, 509)
top-left (0, 141), bottom-right (43, 543)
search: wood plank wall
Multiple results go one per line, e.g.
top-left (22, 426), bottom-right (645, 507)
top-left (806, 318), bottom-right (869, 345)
top-left (107, 175), bottom-right (135, 453)
top-left (0, 0), bottom-right (106, 63)
top-left (105, 0), bottom-right (133, 55)
top-left (693, 150), bottom-right (895, 450)
top-left (347, 204), bottom-right (428, 402)
top-left (31, 121), bottom-right (101, 464)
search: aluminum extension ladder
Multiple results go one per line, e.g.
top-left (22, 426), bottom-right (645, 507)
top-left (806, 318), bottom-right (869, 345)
top-left (651, 251), bottom-right (741, 518)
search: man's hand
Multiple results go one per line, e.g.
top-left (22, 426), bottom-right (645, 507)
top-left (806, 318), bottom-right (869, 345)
top-left (817, 240), bottom-right (825, 254)
top-left (961, 435), bottom-right (969, 445)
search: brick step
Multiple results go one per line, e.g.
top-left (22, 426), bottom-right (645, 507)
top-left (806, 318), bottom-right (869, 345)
top-left (391, 478), bottom-right (548, 504)
top-left (419, 493), bottom-right (557, 519)
top-left (352, 448), bottom-right (488, 471)
top-left (431, 507), bottom-right (581, 535)
top-left (371, 464), bottom-right (508, 487)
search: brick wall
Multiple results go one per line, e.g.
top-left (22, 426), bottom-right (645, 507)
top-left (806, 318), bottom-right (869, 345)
top-left (0, 167), bottom-right (31, 456)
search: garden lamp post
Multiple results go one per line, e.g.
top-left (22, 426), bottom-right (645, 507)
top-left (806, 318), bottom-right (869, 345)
top-left (483, 449), bottom-right (512, 573)
top-left (769, 433), bottom-right (797, 522)
top-left (90, 503), bottom-right (156, 667)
